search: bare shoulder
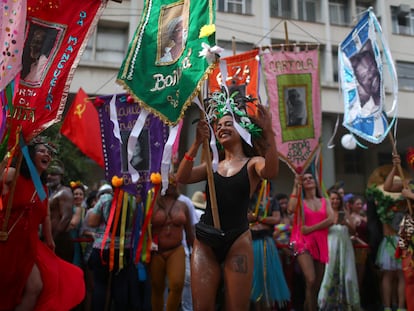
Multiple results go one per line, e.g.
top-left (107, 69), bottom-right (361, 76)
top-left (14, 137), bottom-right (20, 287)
top-left (248, 156), bottom-right (264, 166)
top-left (2, 167), bottom-right (16, 183)
top-left (247, 156), bottom-right (265, 174)
top-left (51, 186), bottom-right (73, 199)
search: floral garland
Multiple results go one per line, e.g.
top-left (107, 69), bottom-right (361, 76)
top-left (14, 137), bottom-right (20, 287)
top-left (366, 185), bottom-right (402, 224)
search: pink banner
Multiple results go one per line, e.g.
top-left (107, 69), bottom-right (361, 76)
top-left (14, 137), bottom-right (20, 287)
top-left (0, 0), bottom-right (26, 91)
top-left (262, 48), bottom-right (321, 173)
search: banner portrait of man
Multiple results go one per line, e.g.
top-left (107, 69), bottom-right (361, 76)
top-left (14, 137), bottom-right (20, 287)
top-left (157, 2), bottom-right (189, 65)
top-left (285, 87), bottom-right (307, 127)
top-left (21, 20), bottom-right (63, 86)
top-left (349, 39), bottom-right (381, 120)
top-left (120, 128), bottom-right (150, 172)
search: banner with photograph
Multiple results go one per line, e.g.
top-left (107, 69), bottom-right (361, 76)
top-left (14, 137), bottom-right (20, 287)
top-left (8, 0), bottom-right (106, 146)
top-left (96, 93), bottom-right (169, 197)
top-left (208, 49), bottom-right (260, 115)
top-left (262, 48), bottom-right (321, 173)
top-left (117, 0), bottom-right (216, 125)
top-left (339, 10), bottom-right (397, 144)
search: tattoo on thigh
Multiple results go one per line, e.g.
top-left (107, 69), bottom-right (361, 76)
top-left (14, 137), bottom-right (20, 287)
top-left (231, 255), bottom-right (247, 273)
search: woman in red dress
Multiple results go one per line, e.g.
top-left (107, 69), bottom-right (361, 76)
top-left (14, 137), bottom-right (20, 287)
top-left (0, 137), bottom-right (85, 311)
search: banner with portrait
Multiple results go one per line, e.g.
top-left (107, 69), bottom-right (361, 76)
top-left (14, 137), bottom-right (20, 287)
top-left (339, 10), bottom-right (397, 144)
top-left (8, 0), bottom-right (106, 146)
top-left (117, 0), bottom-right (216, 125)
top-left (96, 93), bottom-right (169, 197)
top-left (262, 48), bottom-right (321, 173)
top-left (208, 49), bottom-right (260, 115)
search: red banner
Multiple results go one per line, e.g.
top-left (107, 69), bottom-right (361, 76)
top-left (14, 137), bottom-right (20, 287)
top-left (8, 0), bottom-right (105, 146)
top-left (209, 49), bottom-right (260, 115)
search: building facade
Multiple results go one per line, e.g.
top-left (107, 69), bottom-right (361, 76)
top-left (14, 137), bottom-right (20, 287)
top-left (70, 0), bottom-right (414, 195)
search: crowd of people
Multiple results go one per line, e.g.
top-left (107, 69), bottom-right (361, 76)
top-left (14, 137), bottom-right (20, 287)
top-left (1, 93), bottom-right (414, 311)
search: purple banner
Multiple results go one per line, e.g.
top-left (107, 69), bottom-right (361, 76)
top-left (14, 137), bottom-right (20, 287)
top-left (97, 93), bottom-right (169, 197)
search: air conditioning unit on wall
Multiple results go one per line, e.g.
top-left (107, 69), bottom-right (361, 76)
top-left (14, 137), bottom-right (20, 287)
top-left (398, 4), bottom-right (411, 17)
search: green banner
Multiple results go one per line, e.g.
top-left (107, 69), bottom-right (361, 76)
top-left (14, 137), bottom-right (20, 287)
top-left (117, 0), bottom-right (216, 125)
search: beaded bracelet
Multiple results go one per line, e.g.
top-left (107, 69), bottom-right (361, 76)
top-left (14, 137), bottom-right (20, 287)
top-left (184, 153), bottom-right (194, 162)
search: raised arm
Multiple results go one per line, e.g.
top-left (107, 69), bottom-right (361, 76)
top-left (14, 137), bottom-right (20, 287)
top-left (287, 174), bottom-right (302, 214)
top-left (176, 119), bottom-right (209, 184)
top-left (253, 104), bottom-right (279, 180)
top-left (384, 154), bottom-right (404, 192)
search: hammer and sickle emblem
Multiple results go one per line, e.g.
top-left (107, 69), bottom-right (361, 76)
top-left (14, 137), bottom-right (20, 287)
top-left (74, 102), bottom-right (86, 118)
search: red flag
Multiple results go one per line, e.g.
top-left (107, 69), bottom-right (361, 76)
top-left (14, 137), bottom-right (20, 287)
top-left (61, 88), bottom-right (104, 167)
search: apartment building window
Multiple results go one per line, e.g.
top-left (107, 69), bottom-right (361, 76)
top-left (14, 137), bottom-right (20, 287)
top-left (391, 5), bottom-right (414, 36)
top-left (82, 23), bottom-right (128, 64)
top-left (329, 0), bottom-right (349, 26)
top-left (217, 0), bottom-right (252, 15)
top-left (396, 61), bottom-right (414, 90)
top-left (298, 0), bottom-right (317, 22)
top-left (270, 0), bottom-right (292, 18)
top-left (356, 1), bottom-right (373, 15)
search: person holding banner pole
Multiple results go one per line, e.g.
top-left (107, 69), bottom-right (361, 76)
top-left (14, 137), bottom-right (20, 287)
top-left (287, 172), bottom-right (334, 311)
top-left (176, 96), bottom-right (278, 311)
top-left (383, 151), bottom-right (414, 310)
top-left (0, 137), bottom-right (85, 311)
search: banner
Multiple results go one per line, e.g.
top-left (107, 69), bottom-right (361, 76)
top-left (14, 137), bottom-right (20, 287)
top-left (96, 93), bottom-right (169, 197)
top-left (60, 88), bottom-right (104, 167)
top-left (262, 48), bottom-right (321, 173)
top-left (339, 10), bottom-right (397, 144)
top-left (208, 49), bottom-right (260, 115)
top-left (117, 0), bottom-right (216, 125)
top-left (8, 0), bottom-right (106, 146)
top-left (0, 0), bottom-right (26, 91)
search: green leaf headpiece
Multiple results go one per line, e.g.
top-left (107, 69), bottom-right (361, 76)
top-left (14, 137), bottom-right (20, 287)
top-left (205, 91), bottom-right (262, 138)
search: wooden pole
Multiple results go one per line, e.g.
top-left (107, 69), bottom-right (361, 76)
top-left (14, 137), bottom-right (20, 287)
top-left (198, 95), bottom-right (221, 229)
top-left (0, 151), bottom-right (23, 241)
top-left (232, 36), bottom-right (236, 56)
top-left (284, 21), bottom-right (289, 45)
top-left (388, 131), bottom-right (412, 215)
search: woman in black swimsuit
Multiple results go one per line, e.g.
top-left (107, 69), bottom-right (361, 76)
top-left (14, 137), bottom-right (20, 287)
top-left (176, 93), bottom-right (278, 311)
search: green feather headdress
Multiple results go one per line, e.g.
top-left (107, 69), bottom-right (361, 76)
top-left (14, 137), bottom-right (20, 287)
top-left (205, 91), bottom-right (262, 138)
